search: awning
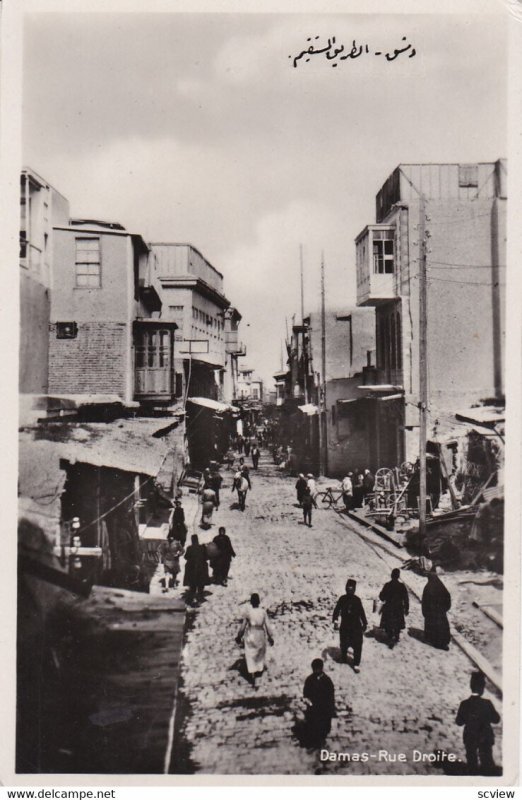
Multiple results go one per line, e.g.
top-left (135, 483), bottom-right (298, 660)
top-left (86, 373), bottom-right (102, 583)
top-left (357, 384), bottom-right (404, 392)
top-left (187, 397), bottom-right (240, 414)
top-left (19, 418), bottom-right (179, 478)
top-left (298, 403), bottom-right (318, 415)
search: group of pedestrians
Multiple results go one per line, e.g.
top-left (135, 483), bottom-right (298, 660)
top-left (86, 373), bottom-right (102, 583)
top-left (341, 469), bottom-right (375, 511)
top-left (302, 571), bottom-right (499, 773)
top-left (295, 473), bottom-right (318, 527)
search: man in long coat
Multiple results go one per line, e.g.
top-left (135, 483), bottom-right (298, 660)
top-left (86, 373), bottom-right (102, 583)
top-left (302, 658), bottom-right (336, 748)
top-left (332, 579), bottom-right (367, 672)
top-left (422, 569), bottom-right (451, 649)
top-left (379, 568), bottom-right (409, 647)
top-left (211, 526), bottom-right (236, 585)
top-left (183, 534), bottom-right (209, 603)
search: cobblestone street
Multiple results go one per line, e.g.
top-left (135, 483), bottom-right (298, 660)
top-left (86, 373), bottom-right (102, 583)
top-left (169, 452), bottom-right (502, 776)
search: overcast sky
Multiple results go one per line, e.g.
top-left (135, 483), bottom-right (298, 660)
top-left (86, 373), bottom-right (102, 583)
top-left (23, 12), bottom-right (507, 386)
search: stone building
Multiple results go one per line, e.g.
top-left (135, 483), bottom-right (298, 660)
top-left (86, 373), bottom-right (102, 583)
top-left (355, 159), bottom-right (506, 464)
top-left (19, 168), bottom-right (70, 394)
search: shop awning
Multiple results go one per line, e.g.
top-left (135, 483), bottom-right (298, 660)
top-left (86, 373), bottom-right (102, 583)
top-left (298, 403), bottom-right (318, 415)
top-left (187, 397), bottom-right (240, 414)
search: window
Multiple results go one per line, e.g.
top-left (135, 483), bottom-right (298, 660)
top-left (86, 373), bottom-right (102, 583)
top-left (75, 238), bottom-right (101, 287)
top-left (56, 322), bottom-right (78, 339)
top-left (252, 387), bottom-right (259, 400)
top-left (459, 164), bottom-right (478, 188)
top-left (373, 230), bottom-right (394, 274)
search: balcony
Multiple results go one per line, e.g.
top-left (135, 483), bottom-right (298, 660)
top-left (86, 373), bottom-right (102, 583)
top-left (225, 329), bottom-right (247, 356)
top-left (355, 225), bottom-right (397, 307)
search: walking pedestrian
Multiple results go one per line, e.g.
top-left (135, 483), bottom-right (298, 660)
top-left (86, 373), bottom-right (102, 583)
top-left (211, 526), bottom-right (236, 585)
top-left (379, 568), bottom-right (409, 647)
top-left (232, 469), bottom-right (249, 511)
top-left (302, 487), bottom-right (313, 527)
top-left (240, 460), bottom-right (252, 489)
top-left (251, 444), bottom-right (260, 470)
top-left (306, 474), bottom-right (318, 508)
top-left (200, 485), bottom-right (217, 528)
top-left (422, 568), bottom-right (451, 649)
top-left (301, 658), bottom-right (336, 749)
top-left (169, 499), bottom-right (187, 546)
top-left (183, 534), bottom-right (209, 604)
top-left (244, 438), bottom-right (251, 457)
top-left (209, 468), bottom-right (223, 508)
top-left (295, 473), bottom-right (307, 506)
top-left (341, 472), bottom-right (353, 511)
top-left (332, 579), bottom-right (368, 672)
top-left (236, 434), bottom-right (244, 454)
top-left (456, 671), bottom-right (501, 775)
top-left (236, 593), bottom-right (274, 688)
top-left (159, 537), bottom-right (184, 590)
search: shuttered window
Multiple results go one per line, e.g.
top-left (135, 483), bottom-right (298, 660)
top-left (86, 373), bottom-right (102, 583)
top-left (75, 238), bottom-right (101, 287)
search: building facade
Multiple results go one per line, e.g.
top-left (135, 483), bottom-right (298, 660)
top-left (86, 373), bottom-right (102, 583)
top-left (356, 160), bottom-right (506, 464)
top-left (19, 168), bottom-right (70, 394)
top-left (49, 221), bottom-right (177, 407)
top-left (150, 243), bottom-right (235, 401)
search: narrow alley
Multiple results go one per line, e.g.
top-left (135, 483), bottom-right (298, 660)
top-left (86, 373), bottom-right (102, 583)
top-left (167, 451), bottom-right (502, 776)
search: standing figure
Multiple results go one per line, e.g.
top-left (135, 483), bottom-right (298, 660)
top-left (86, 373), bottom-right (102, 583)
top-left (456, 671), bottom-right (500, 775)
top-left (232, 469), bottom-right (250, 511)
top-left (236, 435), bottom-right (244, 454)
top-left (332, 579), bottom-right (368, 672)
top-left (240, 461), bottom-right (252, 489)
top-left (302, 658), bottom-right (336, 749)
top-left (341, 473), bottom-right (353, 511)
top-left (200, 485), bottom-right (217, 528)
top-left (352, 471), bottom-right (365, 509)
top-left (362, 469), bottom-right (375, 504)
top-left (306, 474), bottom-right (318, 508)
top-left (209, 469), bottom-right (223, 508)
top-left (169, 500), bottom-right (187, 546)
top-left (302, 488), bottom-right (313, 527)
top-left (295, 473), bottom-right (307, 506)
top-left (379, 568), bottom-right (409, 647)
top-left (211, 526), bottom-right (236, 585)
top-left (183, 534), bottom-right (209, 604)
top-left (251, 445), bottom-right (260, 470)
top-left (236, 593), bottom-right (274, 688)
top-left (422, 568), bottom-right (451, 649)
top-left (159, 537), bottom-right (184, 590)
top-left (244, 438), bottom-right (251, 457)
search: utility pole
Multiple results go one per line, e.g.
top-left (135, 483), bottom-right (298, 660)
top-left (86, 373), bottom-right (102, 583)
top-left (319, 252), bottom-right (327, 476)
top-left (418, 195), bottom-right (428, 537)
top-left (297, 245), bottom-right (310, 405)
top-left (300, 244), bottom-right (305, 323)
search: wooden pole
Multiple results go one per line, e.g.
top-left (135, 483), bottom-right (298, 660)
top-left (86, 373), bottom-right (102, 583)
top-left (419, 196), bottom-right (428, 537)
top-left (320, 252), bottom-right (327, 476)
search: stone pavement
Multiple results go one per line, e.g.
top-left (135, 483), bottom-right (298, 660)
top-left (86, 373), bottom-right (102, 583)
top-left (169, 451), bottom-right (502, 776)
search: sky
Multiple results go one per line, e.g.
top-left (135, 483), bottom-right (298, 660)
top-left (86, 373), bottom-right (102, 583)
top-left (22, 11), bottom-right (508, 387)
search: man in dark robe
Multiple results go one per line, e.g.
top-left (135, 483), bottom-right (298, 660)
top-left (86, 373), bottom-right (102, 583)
top-left (362, 469), bottom-right (375, 502)
top-left (169, 500), bottom-right (187, 546)
top-left (332, 579), bottom-right (368, 672)
top-left (422, 569), bottom-right (451, 649)
top-left (211, 526), bottom-right (236, 585)
top-left (209, 469), bottom-right (223, 508)
top-left (302, 658), bottom-right (336, 748)
top-left (183, 534), bottom-right (209, 604)
top-left (251, 445), bottom-right (260, 470)
top-left (456, 671), bottom-right (500, 775)
top-left (295, 474), bottom-right (307, 506)
top-left (379, 568), bottom-right (409, 647)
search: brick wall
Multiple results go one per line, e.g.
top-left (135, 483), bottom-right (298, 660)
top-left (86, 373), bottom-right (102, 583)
top-left (48, 322), bottom-right (127, 396)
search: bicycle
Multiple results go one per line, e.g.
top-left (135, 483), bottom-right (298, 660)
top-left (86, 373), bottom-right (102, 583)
top-left (316, 484), bottom-right (345, 509)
